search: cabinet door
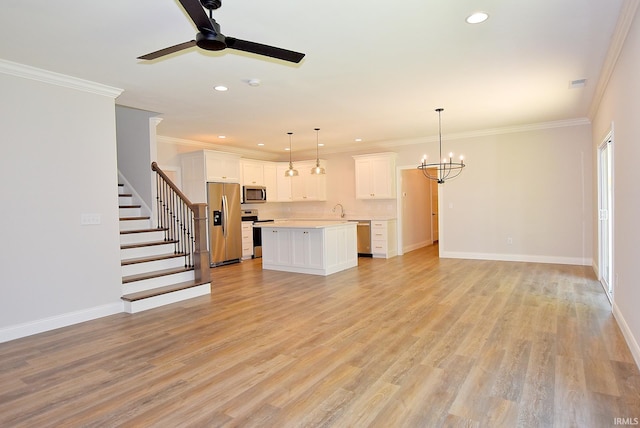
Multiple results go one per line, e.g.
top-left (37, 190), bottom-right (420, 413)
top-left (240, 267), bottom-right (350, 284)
top-left (291, 229), bottom-right (323, 268)
top-left (241, 161), bottom-right (264, 186)
top-left (276, 163), bottom-right (293, 202)
top-left (370, 157), bottom-right (394, 198)
top-left (290, 161), bottom-right (326, 201)
top-left (263, 163), bottom-right (278, 202)
top-left (262, 228), bottom-right (292, 265)
top-left (354, 159), bottom-right (374, 199)
top-left (206, 152), bottom-right (240, 182)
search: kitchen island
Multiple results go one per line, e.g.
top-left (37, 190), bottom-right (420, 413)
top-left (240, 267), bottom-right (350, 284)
top-left (255, 220), bottom-right (358, 275)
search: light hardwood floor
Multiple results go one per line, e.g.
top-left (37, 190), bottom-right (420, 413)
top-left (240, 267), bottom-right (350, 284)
top-left (1, 246), bottom-right (639, 427)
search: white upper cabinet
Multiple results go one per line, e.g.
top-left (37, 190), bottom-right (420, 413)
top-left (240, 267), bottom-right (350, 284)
top-left (180, 150), bottom-right (241, 202)
top-left (290, 160), bottom-right (327, 201)
top-left (204, 151), bottom-right (240, 183)
top-left (353, 153), bottom-right (397, 199)
top-left (240, 159), bottom-right (265, 186)
top-left (263, 163), bottom-right (278, 202)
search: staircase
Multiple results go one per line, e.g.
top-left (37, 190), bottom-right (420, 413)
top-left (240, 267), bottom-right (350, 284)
top-left (118, 183), bottom-right (211, 313)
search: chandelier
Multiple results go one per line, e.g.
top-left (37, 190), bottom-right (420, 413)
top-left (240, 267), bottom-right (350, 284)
top-left (310, 128), bottom-right (325, 175)
top-left (284, 132), bottom-right (298, 177)
top-left (418, 108), bottom-right (465, 184)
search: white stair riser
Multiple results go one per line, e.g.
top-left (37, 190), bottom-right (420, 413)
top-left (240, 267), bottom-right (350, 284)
top-left (119, 207), bottom-right (142, 217)
top-left (123, 283), bottom-right (211, 314)
top-left (122, 270), bottom-right (195, 294)
top-left (120, 219), bottom-right (152, 231)
top-left (118, 195), bottom-right (133, 205)
top-left (119, 230), bottom-right (166, 245)
top-left (121, 256), bottom-right (186, 277)
top-left (121, 243), bottom-right (177, 259)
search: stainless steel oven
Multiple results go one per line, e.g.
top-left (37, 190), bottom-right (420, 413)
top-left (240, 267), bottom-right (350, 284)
top-left (240, 209), bottom-right (272, 258)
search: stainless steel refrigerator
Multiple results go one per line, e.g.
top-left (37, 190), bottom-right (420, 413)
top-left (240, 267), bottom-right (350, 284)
top-left (207, 182), bottom-right (242, 266)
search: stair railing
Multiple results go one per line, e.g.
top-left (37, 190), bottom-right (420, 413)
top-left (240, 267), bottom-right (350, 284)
top-left (151, 162), bottom-right (210, 282)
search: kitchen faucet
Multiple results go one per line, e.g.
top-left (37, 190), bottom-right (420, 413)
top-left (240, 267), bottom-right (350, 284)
top-left (332, 203), bottom-right (345, 218)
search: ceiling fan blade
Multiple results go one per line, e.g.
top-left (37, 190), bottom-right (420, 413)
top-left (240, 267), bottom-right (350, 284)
top-left (138, 40), bottom-right (197, 60)
top-left (178, 0), bottom-right (216, 32)
top-left (225, 37), bottom-right (305, 63)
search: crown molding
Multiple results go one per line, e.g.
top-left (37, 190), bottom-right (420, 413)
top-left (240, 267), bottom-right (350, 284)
top-left (157, 135), bottom-right (283, 161)
top-left (378, 117), bottom-right (592, 149)
top-left (0, 59), bottom-right (123, 98)
top-left (588, 0), bottom-right (640, 119)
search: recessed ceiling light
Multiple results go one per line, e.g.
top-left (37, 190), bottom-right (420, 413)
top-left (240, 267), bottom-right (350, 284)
top-left (214, 85), bottom-right (228, 91)
top-left (218, 135), bottom-right (226, 139)
top-left (355, 138), bottom-right (362, 142)
top-left (257, 143), bottom-right (264, 146)
top-left (466, 12), bottom-right (489, 24)
top-left (319, 143), bottom-right (325, 147)
top-left (247, 79), bottom-right (261, 87)
top-left (285, 147), bottom-right (290, 151)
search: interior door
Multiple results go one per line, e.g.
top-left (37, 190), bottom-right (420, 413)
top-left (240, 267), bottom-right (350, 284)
top-left (598, 136), bottom-right (613, 301)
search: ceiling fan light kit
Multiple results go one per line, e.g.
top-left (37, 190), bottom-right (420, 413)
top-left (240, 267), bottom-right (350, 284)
top-left (138, 0), bottom-right (305, 63)
top-left (417, 108), bottom-right (466, 184)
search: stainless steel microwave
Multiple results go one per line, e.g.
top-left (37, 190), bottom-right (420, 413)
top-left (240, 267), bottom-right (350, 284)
top-left (242, 185), bottom-right (267, 203)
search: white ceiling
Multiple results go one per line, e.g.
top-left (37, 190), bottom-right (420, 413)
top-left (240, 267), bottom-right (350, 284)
top-left (0, 0), bottom-right (626, 159)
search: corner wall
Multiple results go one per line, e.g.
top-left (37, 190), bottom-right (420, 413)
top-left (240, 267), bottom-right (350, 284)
top-left (0, 62), bottom-right (123, 342)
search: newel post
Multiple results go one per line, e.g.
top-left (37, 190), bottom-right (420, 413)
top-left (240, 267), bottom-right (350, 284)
top-left (192, 203), bottom-right (210, 282)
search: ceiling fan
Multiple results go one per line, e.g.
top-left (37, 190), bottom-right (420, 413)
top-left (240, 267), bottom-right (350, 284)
top-left (138, 0), bottom-right (305, 63)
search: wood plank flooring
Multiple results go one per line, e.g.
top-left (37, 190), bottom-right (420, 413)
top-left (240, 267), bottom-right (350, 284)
top-left (1, 245), bottom-right (639, 427)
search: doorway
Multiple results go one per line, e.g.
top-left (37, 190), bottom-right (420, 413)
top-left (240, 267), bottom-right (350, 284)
top-left (399, 168), bottom-right (438, 253)
top-left (598, 133), bottom-right (613, 302)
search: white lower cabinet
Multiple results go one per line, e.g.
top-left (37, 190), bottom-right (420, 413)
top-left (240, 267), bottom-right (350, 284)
top-left (371, 219), bottom-right (397, 258)
top-left (261, 223), bottom-right (357, 275)
top-left (241, 221), bottom-right (253, 259)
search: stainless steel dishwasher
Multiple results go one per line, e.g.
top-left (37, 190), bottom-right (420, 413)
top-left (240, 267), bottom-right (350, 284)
top-left (356, 220), bottom-right (372, 257)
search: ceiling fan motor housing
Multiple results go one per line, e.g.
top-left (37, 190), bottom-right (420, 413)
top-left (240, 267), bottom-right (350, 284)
top-left (200, 0), bottom-right (222, 10)
top-left (196, 27), bottom-right (227, 50)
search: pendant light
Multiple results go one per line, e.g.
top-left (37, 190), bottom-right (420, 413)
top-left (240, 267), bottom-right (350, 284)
top-left (284, 132), bottom-right (298, 177)
top-left (310, 128), bottom-right (325, 175)
top-left (417, 108), bottom-right (465, 184)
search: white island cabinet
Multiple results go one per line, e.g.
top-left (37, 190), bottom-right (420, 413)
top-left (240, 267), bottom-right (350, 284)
top-left (258, 221), bottom-right (357, 276)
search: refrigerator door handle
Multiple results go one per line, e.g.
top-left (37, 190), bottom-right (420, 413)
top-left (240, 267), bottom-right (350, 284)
top-left (222, 195), bottom-right (229, 238)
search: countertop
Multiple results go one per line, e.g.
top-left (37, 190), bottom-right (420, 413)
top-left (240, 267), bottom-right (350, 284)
top-left (253, 220), bottom-right (357, 229)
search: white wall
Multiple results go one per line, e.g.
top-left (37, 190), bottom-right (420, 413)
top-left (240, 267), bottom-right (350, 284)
top-left (116, 105), bottom-right (159, 211)
top-left (591, 4), bottom-right (640, 365)
top-left (159, 122), bottom-right (593, 266)
top-left (396, 125), bottom-right (593, 264)
top-left (0, 63), bottom-right (123, 342)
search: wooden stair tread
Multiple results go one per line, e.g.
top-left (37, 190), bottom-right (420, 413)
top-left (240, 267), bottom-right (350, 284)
top-left (120, 216), bottom-right (150, 221)
top-left (119, 204), bottom-right (141, 209)
top-left (122, 266), bottom-right (192, 284)
top-left (119, 193), bottom-right (132, 197)
top-left (121, 253), bottom-right (186, 266)
top-left (120, 227), bottom-right (168, 235)
top-left (121, 279), bottom-right (210, 302)
top-left (121, 240), bottom-right (177, 250)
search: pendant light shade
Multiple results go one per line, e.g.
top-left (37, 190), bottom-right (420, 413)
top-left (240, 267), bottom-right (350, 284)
top-left (310, 127), bottom-right (325, 175)
top-left (284, 132), bottom-right (298, 177)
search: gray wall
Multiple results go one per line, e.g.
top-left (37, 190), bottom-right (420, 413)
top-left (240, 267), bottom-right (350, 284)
top-left (0, 65), bottom-right (123, 340)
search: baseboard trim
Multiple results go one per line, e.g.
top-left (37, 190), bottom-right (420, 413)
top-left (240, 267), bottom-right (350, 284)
top-left (440, 251), bottom-right (592, 266)
top-left (0, 302), bottom-right (123, 344)
top-left (612, 302), bottom-right (640, 370)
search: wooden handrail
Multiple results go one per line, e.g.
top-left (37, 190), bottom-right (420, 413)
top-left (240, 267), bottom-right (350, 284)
top-left (151, 161), bottom-right (194, 208)
top-left (151, 162), bottom-right (209, 282)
